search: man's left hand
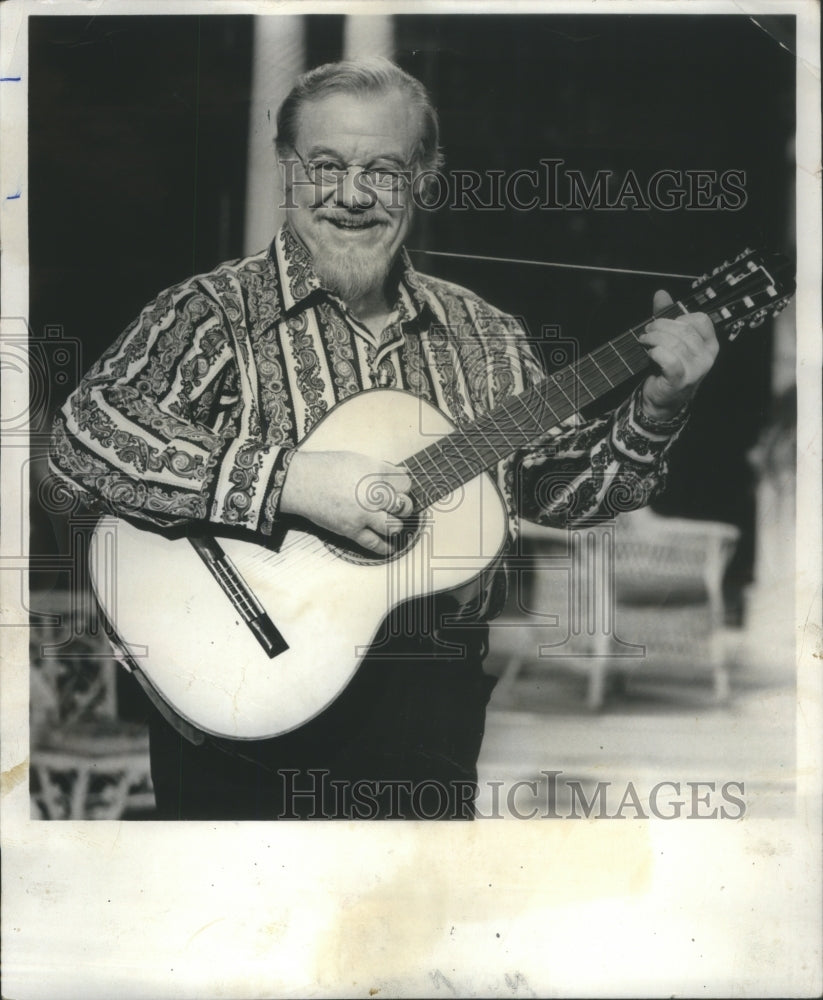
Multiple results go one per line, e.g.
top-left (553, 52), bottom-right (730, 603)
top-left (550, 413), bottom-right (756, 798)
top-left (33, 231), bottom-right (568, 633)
top-left (638, 289), bottom-right (719, 421)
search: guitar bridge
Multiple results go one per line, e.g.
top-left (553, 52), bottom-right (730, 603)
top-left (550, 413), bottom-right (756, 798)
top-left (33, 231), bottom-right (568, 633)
top-left (188, 536), bottom-right (288, 659)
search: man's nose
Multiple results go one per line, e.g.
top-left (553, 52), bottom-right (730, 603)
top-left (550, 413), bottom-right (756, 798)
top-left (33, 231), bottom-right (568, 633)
top-left (335, 168), bottom-right (378, 209)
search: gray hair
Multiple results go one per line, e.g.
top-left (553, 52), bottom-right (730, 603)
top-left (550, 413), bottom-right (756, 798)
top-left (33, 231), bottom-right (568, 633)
top-left (275, 57), bottom-right (444, 172)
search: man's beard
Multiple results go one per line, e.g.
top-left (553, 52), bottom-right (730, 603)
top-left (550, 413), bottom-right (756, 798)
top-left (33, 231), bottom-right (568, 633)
top-left (312, 242), bottom-right (392, 305)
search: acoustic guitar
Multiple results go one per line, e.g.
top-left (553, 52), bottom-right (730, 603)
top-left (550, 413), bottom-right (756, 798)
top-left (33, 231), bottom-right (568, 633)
top-left (88, 248), bottom-right (794, 741)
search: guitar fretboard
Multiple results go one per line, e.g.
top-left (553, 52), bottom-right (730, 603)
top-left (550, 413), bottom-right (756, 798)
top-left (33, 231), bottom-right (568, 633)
top-left (405, 296), bottom-right (715, 511)
top-left (400, 244), bottom-right (793, 511)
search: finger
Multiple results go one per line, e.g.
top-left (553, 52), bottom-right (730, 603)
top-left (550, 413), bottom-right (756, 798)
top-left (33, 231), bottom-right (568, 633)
top-left (640, 324), bottom-right (706, 360)
top-left (356, 527), bottom-right (393, 557)
top-left (645, 344), bottom-right (686, 383)
top-left (685, 311), bottom-right (717, 347)
top-left (366, 511), bottom-right (406, 540)
top-left (642, 317), bottom-right (675, 340)
top-left (643, 316), bottom-right (695, 337)
top-left (386, 492), bottom-right (413, 518)
top-left (653, 289), bottom-right (674, 316)
top-left (379, 466), bottom-right (412, 498)
top-left (362, 468), bottom-right (412, 516)
top-left (384, 513), bottom-right (406, 538)
top-left (646, 310), bottom-right (716, 349)
top-left (642, 317), bottom-right (713, 355)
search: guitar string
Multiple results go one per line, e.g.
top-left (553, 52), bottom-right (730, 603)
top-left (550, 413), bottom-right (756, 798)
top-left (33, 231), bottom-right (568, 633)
top-left (251, 341), bottom-right (640, 577)
top-left (227, 264), bottom-right (783, 632)
top-left (398, 326), bottom-right (645, 505)
top-left (429, 329), bottom-right (576, 492)
top-left (181, 259), bottom-right (772, 666)
top-left (264, 313), bottom-right (672, 577)
top-left (408, 319), bottom-right (659, 491)
top-left (406, 337), bottom-right (476, 500)
top-left (408, 267), bottom-right (714, 489)
top-left (424, 310), bottom-right (691, 489)
top-left (239, 316), bottom-right (664, 571)
top-left (248, 282), bottom-right (730, 571)
top-left (244, 322), bottom-right (703, 578)
top-left (258, 355), bottom-right (592, 572)
top-left (409, 335), bottom-right (607, 498)
top-left (395, 246), bottom-right (707, 486)
top-left (240, 273), bottom-right (762, 581)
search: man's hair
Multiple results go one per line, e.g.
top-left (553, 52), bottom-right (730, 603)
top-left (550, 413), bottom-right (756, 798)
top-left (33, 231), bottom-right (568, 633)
top-left (275, 57), bottom-right (444, 172)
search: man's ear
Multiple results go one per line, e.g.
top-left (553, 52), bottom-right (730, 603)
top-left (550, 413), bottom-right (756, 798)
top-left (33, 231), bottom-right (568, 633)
top-left (274, 141), bottom-right (288, 181)
top-left (274, 143), bottom-right (296, 207)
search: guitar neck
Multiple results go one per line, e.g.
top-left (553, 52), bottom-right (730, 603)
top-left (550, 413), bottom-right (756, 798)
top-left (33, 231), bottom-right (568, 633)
top-left (404, 260), bottom-right (778, 512)
top-left (403, 245), bottom-right (795, 511)
top-left (405, 321), bottom-right (652, 511)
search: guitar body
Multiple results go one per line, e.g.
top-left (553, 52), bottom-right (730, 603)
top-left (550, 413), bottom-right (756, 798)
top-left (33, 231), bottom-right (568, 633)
top-left (90, 389), bottom-right (509, 740)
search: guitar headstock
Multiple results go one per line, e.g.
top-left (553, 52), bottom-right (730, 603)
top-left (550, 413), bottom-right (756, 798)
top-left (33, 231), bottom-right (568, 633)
top-left (688, 247), bottom-right (795, 342)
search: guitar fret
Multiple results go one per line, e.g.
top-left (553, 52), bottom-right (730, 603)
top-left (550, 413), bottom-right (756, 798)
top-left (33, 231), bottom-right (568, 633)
top-left (589, 354), bottom-right (615, 387)
top-left (578, 359), bottom-right (612, 397)
top-left (566, 367), bottom-right (597, 405)
top-left (550, 374), bottom-right (576, 410)
top-left (405, 335), bottom-right (652, 508)
top-left (453, 427), bottom-right (489, 465)
top-left (606, 340), bottom-right (634, 374)
top-left (403, 269), bottom-right (782, 508)
top-left (463, 405), bottom-right (515, 467)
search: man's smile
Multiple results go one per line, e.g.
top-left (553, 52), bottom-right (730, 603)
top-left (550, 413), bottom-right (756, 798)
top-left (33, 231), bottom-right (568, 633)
top-left (319, 214), bottom-right (385, 232)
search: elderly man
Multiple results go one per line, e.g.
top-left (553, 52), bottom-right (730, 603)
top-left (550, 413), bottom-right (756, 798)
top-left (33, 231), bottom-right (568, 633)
top-left (50, 58), bottom-right (717, 819)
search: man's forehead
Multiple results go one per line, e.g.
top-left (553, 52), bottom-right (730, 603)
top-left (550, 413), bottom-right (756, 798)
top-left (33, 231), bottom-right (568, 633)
top-left (295, 89), bottom-right (422, 157)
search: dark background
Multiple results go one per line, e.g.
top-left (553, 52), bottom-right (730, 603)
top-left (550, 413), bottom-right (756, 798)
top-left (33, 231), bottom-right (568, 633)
top-left (28, 13), bottom-right (796, 611)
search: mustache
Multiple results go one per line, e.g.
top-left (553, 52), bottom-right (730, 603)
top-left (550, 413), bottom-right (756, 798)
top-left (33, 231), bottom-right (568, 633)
top-left (314, 208), bottom-right (387, 225)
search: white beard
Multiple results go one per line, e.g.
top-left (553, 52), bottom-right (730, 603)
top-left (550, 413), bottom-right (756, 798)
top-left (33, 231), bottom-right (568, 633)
top-left (313, 243), bottom-right (392, 305)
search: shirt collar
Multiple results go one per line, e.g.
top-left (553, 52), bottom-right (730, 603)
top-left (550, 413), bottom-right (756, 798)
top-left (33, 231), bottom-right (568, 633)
top-left (270, 223), bottom-right (433, 324)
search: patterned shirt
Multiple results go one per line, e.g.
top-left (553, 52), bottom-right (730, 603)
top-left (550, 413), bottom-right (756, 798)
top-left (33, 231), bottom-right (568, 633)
top-left (50, 225), bottom-right (687, 616)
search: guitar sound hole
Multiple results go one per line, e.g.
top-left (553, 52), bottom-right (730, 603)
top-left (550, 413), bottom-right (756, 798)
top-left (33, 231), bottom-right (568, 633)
top-left (323, 513), bottom-right (424, 565)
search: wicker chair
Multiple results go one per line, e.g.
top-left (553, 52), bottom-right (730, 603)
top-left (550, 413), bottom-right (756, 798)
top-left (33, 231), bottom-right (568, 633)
top-left (30, 586), bottom-right (154, 820)
top-left (493, 508), bottom-right (740, 709)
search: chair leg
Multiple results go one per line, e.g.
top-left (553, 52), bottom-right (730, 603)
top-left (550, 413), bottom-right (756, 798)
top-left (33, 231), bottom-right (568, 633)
top-left (713, 665), bottom-right (731, 703)
top-left (586, 661), bottom-right (608, 711)
top-left (496, 656), bottom-right (522, 706)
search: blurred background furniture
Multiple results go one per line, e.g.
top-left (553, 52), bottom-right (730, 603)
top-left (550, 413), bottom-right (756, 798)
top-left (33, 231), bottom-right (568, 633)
top-left (493, 508), bottom-right (741, 710)
top-left (30, 587), bottom-right (153, 820)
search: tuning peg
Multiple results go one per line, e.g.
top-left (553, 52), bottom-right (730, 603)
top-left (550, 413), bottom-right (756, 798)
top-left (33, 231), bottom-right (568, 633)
top-left (712, 257), bottom-right (736, 276)
top-left (748, 308), bottom-right (770, 329)
top-left (728, 319), bottom-right (747, 342)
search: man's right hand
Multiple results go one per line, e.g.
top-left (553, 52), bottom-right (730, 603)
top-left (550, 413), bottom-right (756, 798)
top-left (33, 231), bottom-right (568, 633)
top-left (279, 450), bottom-right (413, 556)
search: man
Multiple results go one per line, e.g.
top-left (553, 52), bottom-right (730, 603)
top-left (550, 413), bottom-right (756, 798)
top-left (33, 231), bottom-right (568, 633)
top-left (50, 58), bottom-right (718, 819)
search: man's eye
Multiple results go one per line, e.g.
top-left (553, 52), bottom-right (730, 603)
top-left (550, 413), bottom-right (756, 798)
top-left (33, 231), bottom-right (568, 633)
top-left (368, 167), bottom-right (408, 189)
top-left (312, 160), bottom-right (347, 179)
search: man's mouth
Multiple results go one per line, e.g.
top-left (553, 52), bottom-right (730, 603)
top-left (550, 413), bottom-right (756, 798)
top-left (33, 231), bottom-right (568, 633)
top-left (321, 216), bottom-right (382, 232)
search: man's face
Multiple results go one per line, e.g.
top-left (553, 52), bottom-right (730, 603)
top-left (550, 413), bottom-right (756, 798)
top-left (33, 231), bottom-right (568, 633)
top-left (282, 88), bottom-right (421, 306)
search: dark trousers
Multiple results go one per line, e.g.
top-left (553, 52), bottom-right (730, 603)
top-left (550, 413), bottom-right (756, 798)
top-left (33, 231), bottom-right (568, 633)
top-left (148, 615), bottom-right (496, 820)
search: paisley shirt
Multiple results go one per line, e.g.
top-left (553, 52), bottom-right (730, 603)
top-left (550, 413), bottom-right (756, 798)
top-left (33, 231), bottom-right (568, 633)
top-left (51, 225), bottom-right (687, 616)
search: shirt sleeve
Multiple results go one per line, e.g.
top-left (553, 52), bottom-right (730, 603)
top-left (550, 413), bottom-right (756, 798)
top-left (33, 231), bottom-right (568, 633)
top-left (510, 330), bottom-right (689, 529)
top-left (49, 282), bottom-right (293, 535)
